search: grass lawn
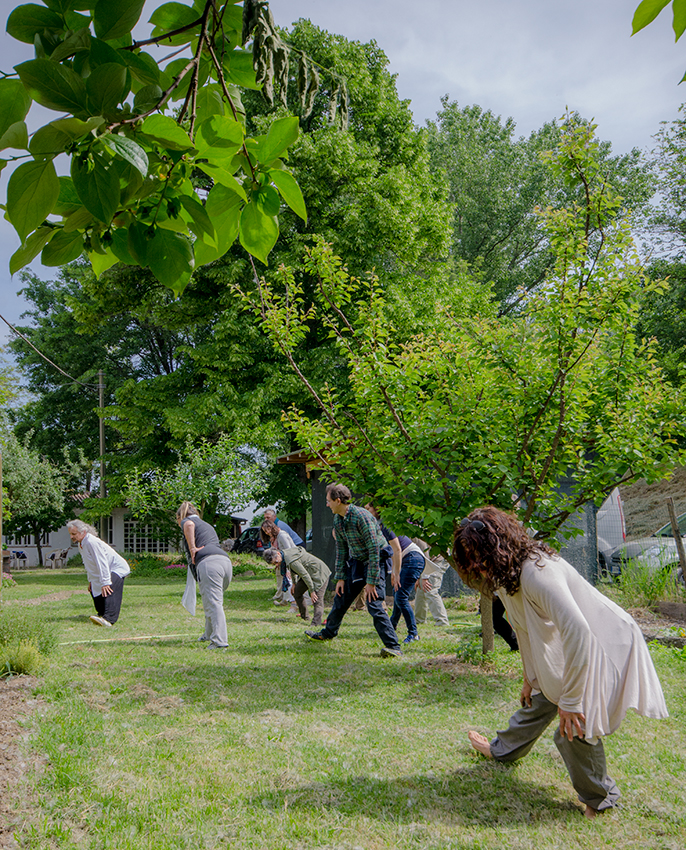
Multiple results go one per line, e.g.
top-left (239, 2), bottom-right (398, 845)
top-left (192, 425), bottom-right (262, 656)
top-left (2, 563), bottom-right (685, 849)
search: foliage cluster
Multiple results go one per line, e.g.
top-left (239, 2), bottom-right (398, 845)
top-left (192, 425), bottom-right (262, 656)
top-left (0, 602), bottom-right (58, 676)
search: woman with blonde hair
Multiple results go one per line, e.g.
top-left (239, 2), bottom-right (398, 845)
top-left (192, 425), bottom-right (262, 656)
top-left (454, 506), bottom-right (668, 818)
top-left (177, 501), bottom-right (232, 649)
top-left (67, 519), bottom-right (130, 627)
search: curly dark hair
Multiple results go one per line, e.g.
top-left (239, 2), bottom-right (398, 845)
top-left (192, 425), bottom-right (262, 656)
top-left (452, 506), bottom-right (554, 596)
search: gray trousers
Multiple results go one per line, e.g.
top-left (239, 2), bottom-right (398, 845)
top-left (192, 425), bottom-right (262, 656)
top-left (490, 692), bottom-right (620, 812)
top-left (197, 555), bottom-right (232, 648)
top-left (414, 571), bottom-right (449, 626)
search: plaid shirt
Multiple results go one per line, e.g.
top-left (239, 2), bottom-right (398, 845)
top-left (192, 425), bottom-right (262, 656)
top-left (332, 504), bottom-right (387, 585)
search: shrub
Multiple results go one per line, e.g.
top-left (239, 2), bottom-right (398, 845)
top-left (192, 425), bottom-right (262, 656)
top-left (0, 604), bottom-right (58, 656)
top-left (0, 640), bottom-right (44, 677)
top-left (615, 560), bottom-right (685, 608)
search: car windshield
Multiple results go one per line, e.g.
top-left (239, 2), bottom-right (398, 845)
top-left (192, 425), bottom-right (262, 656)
top-left (654, 513), bottom-right (686, 538)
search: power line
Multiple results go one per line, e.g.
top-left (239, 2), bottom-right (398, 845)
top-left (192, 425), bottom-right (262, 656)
top-left (0, 310), bottom-right (99, 390)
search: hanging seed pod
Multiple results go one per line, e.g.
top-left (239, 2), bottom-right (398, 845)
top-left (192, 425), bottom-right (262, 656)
top-left (297, 54), bottom-right (309, 112)
top-left (339, 82), bottom-right (349, 130)
top-left (253, 19), bottom-right (269, 87)
top-left (273, 41), bottom-right (290, 109)
top-left (328, 82), bottom-right (340, 124)
top-left (261, 40), bottom-right (275, 106)
top-left (302, 62), bottom-right (319, 121)
top-left (241, 0), bottom-right (263, 46)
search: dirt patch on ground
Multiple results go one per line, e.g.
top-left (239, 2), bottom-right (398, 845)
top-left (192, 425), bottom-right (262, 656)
top-left (0, 676), bottom-right (45, 848)
top-left (7, 589), bottom-right (89, 607)
top-left (619, 466), bottom-right (686, 537)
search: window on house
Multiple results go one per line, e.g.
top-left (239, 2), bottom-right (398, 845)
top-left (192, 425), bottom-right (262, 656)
top-left (123, 521), bottom-right (171, 554)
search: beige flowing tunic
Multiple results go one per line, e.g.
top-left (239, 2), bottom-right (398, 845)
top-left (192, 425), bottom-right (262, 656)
top-left (497, 554), bottom-right (668, 739)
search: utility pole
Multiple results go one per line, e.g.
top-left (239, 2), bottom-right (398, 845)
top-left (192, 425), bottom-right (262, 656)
top-left (99, 370), bottom-right (106, 541)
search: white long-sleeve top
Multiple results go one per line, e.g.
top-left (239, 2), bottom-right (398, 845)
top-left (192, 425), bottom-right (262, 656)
top-left (498, 553), bottom-right (668, 739)
top-left (80, 533), bottom-right (130, 596)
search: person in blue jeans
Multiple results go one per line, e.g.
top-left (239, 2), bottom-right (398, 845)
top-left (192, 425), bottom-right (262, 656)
top-left (365, 505), bottom-right (426, 645)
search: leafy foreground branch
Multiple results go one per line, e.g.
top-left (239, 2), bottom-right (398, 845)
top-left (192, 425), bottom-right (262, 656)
top-left (248, 118), bottom-right (686, 556)
top-left (2, 0), bottom-right (307, 294)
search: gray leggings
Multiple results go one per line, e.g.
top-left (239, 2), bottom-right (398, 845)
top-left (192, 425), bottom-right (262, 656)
top-left (490, 692), bottom-right (620, 812)
top-left (197, 555), bottom-right (232, 647)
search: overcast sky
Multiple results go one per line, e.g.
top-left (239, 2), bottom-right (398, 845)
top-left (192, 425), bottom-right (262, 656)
top-left (1, 0), bottom-right (685, 350)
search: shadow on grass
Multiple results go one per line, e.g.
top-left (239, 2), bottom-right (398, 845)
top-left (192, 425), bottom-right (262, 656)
top-left (262, 765), bottom-right (577, 825)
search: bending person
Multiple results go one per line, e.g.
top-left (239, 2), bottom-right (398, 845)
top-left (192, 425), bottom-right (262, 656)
top-left (177, 502), bottom-right (232, 649)
top-left (453, 506), bottom-right (668, 818)
top-left (263, 546), bottom-right (331, 627)
top-left (67, 519), bottom-right (130, 627)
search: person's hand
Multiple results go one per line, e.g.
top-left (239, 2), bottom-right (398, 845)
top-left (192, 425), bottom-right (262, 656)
top-left (310, 590), bottom-right (318, 603)
top-left (190, 544), bottom-right (204, 565)
top-left (101, 584), bottom-right (113, 597)
top-left (364, 583), bottom-right (378, 602)
top-left (421, 578), bottom-right (431, 592)
top-left (335, 580), bottom-right (345, 596)
top-left (520, 679), bottom-right (533, 708)
top-left (558, 708), bottom-right (586, 741)
top-left (88, 582), bottom-right (91, 593)
top-left (391, 571), bottom-right (400, 591)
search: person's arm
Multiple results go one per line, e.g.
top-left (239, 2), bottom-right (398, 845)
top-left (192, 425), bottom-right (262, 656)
top-left (332, 519), bottom-right (348, 582)
top-left (286, 552), bottom-right (315, 595)
top-left (357, 511), bottom-right (381, 587)
top-left (182, 520), bottom-right (202, 565)
top-left (84, 537), bottom-right (113, 594)
top-left (389, 537), bottom-right (402, 589)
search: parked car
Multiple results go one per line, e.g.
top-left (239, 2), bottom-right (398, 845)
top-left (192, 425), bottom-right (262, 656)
top-left (232, 526), bottom-right (265, 556)
top-left (609, 512), bottom-right (686, 581)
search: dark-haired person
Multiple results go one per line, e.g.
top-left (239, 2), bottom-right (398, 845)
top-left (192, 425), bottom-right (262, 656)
top-left (263, 508), bottom-right (304, 547)
top-left (263, 546), bottom-right (331, 627)
top-left (177, 501), bottom-right (232, 649)
top-left (262, 519), bottom-right (296, 606)
top-left (454, 506), bottom-right (668, 818)
top-left (305, 483), bottom-right (403, 658)
top-left (67, 519), bottom-right (130, 627)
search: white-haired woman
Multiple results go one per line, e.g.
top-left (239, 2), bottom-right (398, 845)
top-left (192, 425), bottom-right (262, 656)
top-left (177, 501), bottom-right (232, 649)
top-left (67, 519), bottom-right (130, 627)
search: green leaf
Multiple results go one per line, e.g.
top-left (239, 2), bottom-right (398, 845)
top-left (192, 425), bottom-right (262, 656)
top-left (28, 122), bottom-right (71, 157)
top-left (53, 176), bottom-right (82, 216)
top-left (674, 0), bottom-right (686, 39)
top-left (139, 114), bottom-right (194, 151)
top-left (147, 228), bottom-right (194, 294)
top-left (194, 86), bottom-right (224, 125)
top-left (194, 115), bottom-right (244, 160)
top-left (239, 194), bottom-right (278, 265)
top-left (101, 134), bottom-right (148, 177)
top-left (127, 221), bottom-right (150, 265)
top-left (195, 183), bottom-right (241, 263)
top-left (93, 0), bottom-right (145, 41)
top-left (195, 161), bottom-right (247, 200)
top-left (111, 228), bottom-right (137, 265)
top-left (86, 63), bottom-right (129, 115)
top-left (632, 0), bottom-right (670, 33)
top-left (15, 59), bottom-right (88, 115)
top-left (64, 10), bottom-right (92, 29)
top-left (41, 228), bottom-right (83, 266)
top-left (49, 26), bottom-right (91, 62)
top-left (50, 116), bottom-right (104, 141)
top-left (89, 247), bottom-right (120, 278)
top-left (149, 2), bottom-right (200, 45)
top-left (121, 50), bottom-right (160, 86)
top-left (133, 84), bottom-right (163, 115)
top-left (63, 205), bottom-right (93, 231)
top-left (224, 49), bottom-right (260, 90)
top-left (9, 225), bottom-right (53, 275)
top-left (0, 79), bottom-right (32, 141)
top-left (89, 36), bottom-right (127, 67)
top-left (7, 158), bottom-right (60, 242)
top-left (71, 156), bottom-right (120, 224)
top-left (6, 4), bottom-right (63, 44)
top-left (270, 168), bottom-right (306, 221)
top-left (179, 193), bottom-right (214, 240)
top-left (0, 121), bottom-right (29, 152)
top-left (255, 116), bottom-right (300, 164)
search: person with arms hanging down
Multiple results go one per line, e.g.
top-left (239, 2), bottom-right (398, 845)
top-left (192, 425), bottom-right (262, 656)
top-left (454, 506), bottom-right (668, 818)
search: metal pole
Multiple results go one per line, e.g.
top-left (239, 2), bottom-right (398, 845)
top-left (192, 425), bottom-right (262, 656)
top-left (99, 370), bottom-right (106, 541)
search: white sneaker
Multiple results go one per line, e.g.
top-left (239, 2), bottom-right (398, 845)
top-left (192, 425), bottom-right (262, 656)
top-left (89, 615), bottom-right (112, 627)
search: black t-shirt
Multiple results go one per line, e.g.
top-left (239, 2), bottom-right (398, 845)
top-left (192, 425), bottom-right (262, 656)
top-left (181, 515), bottom-right (226, 565)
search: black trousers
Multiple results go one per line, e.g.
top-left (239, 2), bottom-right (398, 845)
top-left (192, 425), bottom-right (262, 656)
top-left (91, 573), bottom-right (126, 624)
top-left (321, 574), bottom-right (400, 649)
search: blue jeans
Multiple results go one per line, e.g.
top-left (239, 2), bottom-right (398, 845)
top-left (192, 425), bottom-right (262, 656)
top-left (390, 552), bottom-right (425, 638)
top-left (321, 573), bottom-right (400, 650)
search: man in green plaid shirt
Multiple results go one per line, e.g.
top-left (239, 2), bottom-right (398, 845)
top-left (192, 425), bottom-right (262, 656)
top-left (305, 483), bottom-right (403, 657)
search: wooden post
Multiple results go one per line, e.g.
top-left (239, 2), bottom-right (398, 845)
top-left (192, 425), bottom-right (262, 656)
top-left (667, 497), bottom-right (686, 573)
top-left (480, 593), bottom-right (494, 655)
top-left (99, 370), bottom-right (106, 540)
top-left (0, 447), bottom-right (3, 593)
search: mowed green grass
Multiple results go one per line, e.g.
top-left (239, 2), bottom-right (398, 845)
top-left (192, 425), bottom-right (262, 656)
top-left (2, 567), bottom-right (685, 850)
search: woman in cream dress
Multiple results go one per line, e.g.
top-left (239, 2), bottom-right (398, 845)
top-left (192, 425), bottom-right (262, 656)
top-left (453, 506), bottom-right (668, 818)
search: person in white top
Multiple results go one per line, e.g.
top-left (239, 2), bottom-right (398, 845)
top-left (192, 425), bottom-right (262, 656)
top-left (453, 506), bottom-right (668, 819)
top-left (67, 519), bottom-right (131, 627)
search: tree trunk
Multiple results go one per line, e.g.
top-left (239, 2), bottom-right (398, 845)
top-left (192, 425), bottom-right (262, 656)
top-left (480, 594), bottom-right (494, 655)
top-left (34, 526), bottom-right (43, 567)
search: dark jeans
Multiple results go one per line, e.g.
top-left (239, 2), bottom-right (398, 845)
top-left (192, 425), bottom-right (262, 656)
top-left (91, 573), bottom-right (126, 624)
top-left (390, 552), bottom-right (425, 638)
top-left (321, 575), bottom-right (400, 650)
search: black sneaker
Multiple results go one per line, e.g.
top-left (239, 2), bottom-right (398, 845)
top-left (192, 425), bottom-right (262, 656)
top-left (380, 646), bottom-right (403, 658)
top-left (305, 630), bottom-right (332, 641)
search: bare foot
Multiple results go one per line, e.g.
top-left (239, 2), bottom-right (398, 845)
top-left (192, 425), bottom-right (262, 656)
top-left (584, 805), bottom-right (597, 819)
top-left (468, 730), bottom-right (493, 758)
